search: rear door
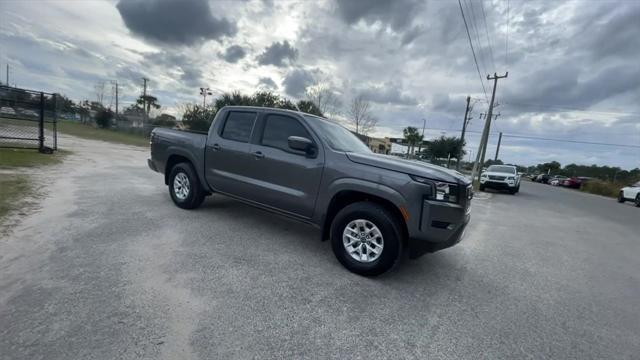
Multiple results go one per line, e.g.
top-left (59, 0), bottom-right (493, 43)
top-left (244, 112), bottom-right (324, 218)
top-left (204, 109), bottom-right (259, 197)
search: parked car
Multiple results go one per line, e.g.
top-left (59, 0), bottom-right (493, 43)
top-left (21, 109), bottom-right (38, 117)
top-left (562, 177), bottom-right (580, 188)
top-left (536, 174), bottom-right (552, 184)
top-left (549, 175), bottom-right (568, 186)
top-left (148, 106), bottom-right (473, 276)
top-left (618, 181), bottom-right (640, 206)
top-left (0, 106), bottom-right (16, 115)
top-left (562, 176), bottom-right (591, 189)
top-left (479, 165), bottom-right (521, 194)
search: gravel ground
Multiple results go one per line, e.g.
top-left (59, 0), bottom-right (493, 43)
top-left (1, 135), bottom-right (638, 359)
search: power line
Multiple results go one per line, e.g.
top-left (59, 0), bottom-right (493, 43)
top-left (505, 0), bottom-right (510, 69)
top-left (458, 0), bottom-right (489, 103)
top-left (479, 0), bottom-right (496, 72)
top-left (501, 134), bottom-right (640, 149)
top-left (466, 0), bottom-right (489, 78)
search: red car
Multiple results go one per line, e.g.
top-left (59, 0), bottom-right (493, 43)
top-left (563, 177), bottom-right (591, 189)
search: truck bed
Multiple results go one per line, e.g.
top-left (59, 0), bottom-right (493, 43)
top-left (149, 127), bottom-right (208, 183)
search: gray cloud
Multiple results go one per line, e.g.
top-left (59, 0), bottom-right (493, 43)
top-left (219, 45), bottom-right (247, 63)
top-left (258, 77), bottom-right (278, 89)
top-left (357, 83), bottom-right (417, 105)
top-left (505, 64), bottom-right (640, 113)
top-left (257, 40), bottom-right (298, 67)
top-left (116, 0), bottom-right (236, 45)
top-left (180, 67), bottom-right (203, 88)
top-left (282, 68), bottom-right (315, 97)
top-left (334, 0), bottom-right (424, 31)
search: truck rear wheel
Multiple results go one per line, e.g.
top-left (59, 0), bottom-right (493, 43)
top-left (330, 202), bottom-right (402, 276)
top-left (169, 162), bottom-right (205, 209)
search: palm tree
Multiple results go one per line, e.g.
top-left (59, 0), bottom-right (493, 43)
top-left (136, 95), bottom-right (161, 114)
top-left (403, 126), bottom-right (423, 157)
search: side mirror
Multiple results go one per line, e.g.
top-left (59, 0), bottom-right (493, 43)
top-left (288, 136), bottom-right (315, 156)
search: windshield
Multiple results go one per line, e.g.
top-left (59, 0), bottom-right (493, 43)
top-left (304, 116), bottom-right (371, 153)
top-left (487, 165), bottom-right (516, 174)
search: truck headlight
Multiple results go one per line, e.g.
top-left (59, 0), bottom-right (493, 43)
top-left (506, 176), bottom-right (514, 180)
top-left (481, 173), bottom-right (488, 178)
top-left (411, 175), bottom-right (459, 203)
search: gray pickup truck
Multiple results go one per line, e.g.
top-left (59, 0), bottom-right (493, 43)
top-left (148, 106), bottom-right (472, 275)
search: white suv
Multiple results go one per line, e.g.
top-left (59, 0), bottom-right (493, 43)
top-left (618, 181), bottom-right (640, 207)
top-left (479, 165), bottom-right (521, 194)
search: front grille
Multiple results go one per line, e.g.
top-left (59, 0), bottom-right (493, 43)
top-left (488, 175), bottom-right (506, 181)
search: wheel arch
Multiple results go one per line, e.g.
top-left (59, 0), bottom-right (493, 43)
top-left (165, 153), bottom-right (193, 185)
top-left (321, 189), bottom-right (408, 247)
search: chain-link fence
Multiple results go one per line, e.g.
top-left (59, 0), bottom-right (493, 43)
top-left (0, 85), bottom-right (57, 152)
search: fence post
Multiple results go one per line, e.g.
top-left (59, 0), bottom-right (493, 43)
top-left (53, 93), bottom-right (57, 150)
top-left (39, 92), bottom-right (45, 152)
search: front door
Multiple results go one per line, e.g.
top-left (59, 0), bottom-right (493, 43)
top-left (245, 113), bottom-right (324, 218)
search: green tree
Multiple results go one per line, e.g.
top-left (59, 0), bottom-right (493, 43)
top-left (423, 136), bottom-right (466, 164)
top-left (296, 100), bottom-right (324, 116)
top-left (214, 91), bottom-right (254, 109)
top-left (153, 113), bottom-right (177, 127)
top-left (402, 126), bottom-right (422, 157)
top-left (95, 109), bottom-right (113, 128)
top-left (136, 95), bottom-right (161, 114)
top-left (180, 103), bottom-right (216, 132)
top-left (483, 159), bottom-right (504, 167)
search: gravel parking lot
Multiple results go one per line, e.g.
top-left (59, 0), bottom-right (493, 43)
top-left (1, 135), bottom-right (639, 359)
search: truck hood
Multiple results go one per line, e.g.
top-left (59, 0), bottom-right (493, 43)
top-left (346, 152), bottom-right (471, 185)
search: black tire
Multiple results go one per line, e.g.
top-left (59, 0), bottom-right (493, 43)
top-left (479, 184), bottom-right (486, 191)
top-left (635, 194), bottom-right (640, 207)
top-left (330, 202), bottom-right (403, 276)
top-left (168, 162), bottom-right (206, 209)
top-left (515, 185), bottom-right (520, 193)
top-left (618, 191), bottom-right (625, 203)
top-left (508, 188), bottom-right (516, 194)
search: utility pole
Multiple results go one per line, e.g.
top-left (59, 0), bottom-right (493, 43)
top-left (457, 96), bottom-right (471, 170)
top-left (417, 118), bottom-right (426, 154)
top-left (494, 131), bottom-right (503, 161)
top-left (5, 64), bottom-right (8, 85)
top-left (200, 87), bottom-right (212, 107)
top-left (479, 112), bottom-right (500, 168)
top-left (112, 80), bottom-right (119, 120)
top-left (471, 72), bottom-right (508, 184)
top-left (142, 77), bottom-right (148, 120)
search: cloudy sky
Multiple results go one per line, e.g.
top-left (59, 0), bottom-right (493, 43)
top-left (1, 0), bottom-right (638, 168)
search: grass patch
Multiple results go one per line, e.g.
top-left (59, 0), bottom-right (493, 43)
top-left (580, 180), bottom-right (624, 198)
top-left (57, 121), bottom-right (149, 147)
top-left (0, 148), bottom-right (70, 168)
top-left (0, 174), bottom-right (31, 222)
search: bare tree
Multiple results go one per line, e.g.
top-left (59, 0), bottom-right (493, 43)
top-left (305, 82), bottom-right (341, 116)
top-left (348, 96), bottom-right (377, 135)
top-left (94, 81), bottom-right (105, 106)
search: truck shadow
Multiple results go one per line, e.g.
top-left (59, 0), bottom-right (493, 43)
top-left (194, 194), bottom-right (463, 282)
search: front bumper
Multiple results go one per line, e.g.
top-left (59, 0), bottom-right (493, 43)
top-left (147, 158), bottom-right (158, 172)
top-left (407, 186), bottom-right (472, 259)
top-left (480, 178), bottom-right (517, 189)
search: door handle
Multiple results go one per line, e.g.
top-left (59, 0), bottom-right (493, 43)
top-left (252, 151), bottom-right (265, 159)
top-left (211, 143), bottom-right (221, 151)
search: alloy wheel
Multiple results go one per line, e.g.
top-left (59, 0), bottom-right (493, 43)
top-left (342, 219), bottom-right (384, 263)
top-left (173, 172), bottom-right (190, 200)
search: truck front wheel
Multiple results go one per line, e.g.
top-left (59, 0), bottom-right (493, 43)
top-left (330, 202), bottom-right (403, 276)
top-left (168, 162), bottom-right (206, 209)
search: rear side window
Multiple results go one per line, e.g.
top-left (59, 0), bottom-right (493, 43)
top-left (261, 114), bottom-right (311, 151)
top-left (221, 111), bottom-right (257, 142)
